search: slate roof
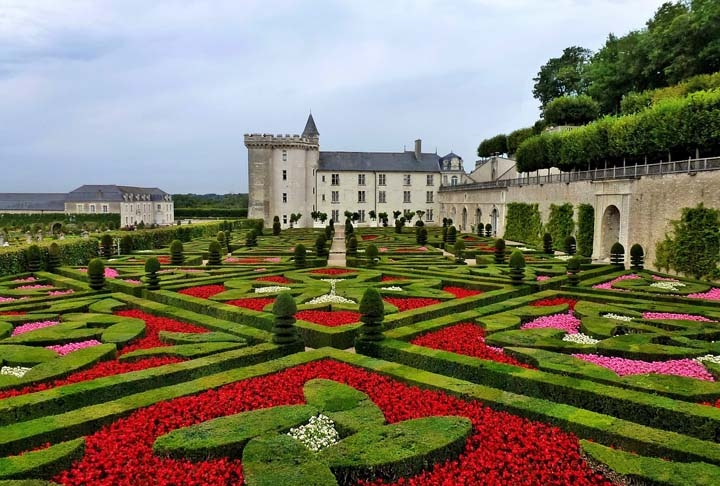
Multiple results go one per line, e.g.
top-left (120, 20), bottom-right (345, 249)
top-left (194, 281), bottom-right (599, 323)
top-left (302, 113), bottom-right (319, 138)
top-left (67, 185), bottom-right (169, 202)
top-left (0, 193), bottom-right (66, 211)
top-left (318, 151), bottom-right (441, 172)
top-left (440, 152), bottom-right (462, 162)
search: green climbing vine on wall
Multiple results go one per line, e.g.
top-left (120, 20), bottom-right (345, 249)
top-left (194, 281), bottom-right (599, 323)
top-left (546, 203), bottom-right (574, 250)
top-left (504, 203), bottom-right (542, 245)
top-left (576, 204), bottom-right (594, 257)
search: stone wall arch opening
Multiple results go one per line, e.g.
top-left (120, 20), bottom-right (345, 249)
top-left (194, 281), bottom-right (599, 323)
top-left (475, 208), bottom-right (482, 231)
top-left (491, 207), bottom-right (498, 236)
top-left (601, 205), bottom-right (621, 259)
top-left (462, 207), bottom-right (468, 231)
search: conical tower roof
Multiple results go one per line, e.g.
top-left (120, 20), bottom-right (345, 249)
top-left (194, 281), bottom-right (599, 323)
top-left (302, 113), bottom-right (319, 138)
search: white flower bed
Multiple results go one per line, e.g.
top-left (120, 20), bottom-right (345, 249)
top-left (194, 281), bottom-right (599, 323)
top-left (555, 255), bottom-right (572, 261)
top-left (254, 286), bottom-right (291, 293)
top-left (650, 281), bottom-right (686, 291)
top-left (287, 414), bottom-right (340, 452)
top-left (306, 294), bottom-right (355, 304)
top-left (513, 246), bottom-right (534, 252)
top-left (602, 313), bottom-right (634, 322)
top-left (562, 333), bottom-right (600, 345)
top-left (380, 286), bottom-right (403, 291)
top-left (695, 354), bottom-right (720, 364)
top-left (1, 366), bottom-right (31, 378)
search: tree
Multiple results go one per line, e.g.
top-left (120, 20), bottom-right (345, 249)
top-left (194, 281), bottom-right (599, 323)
top-left (533, 46), bottom-right (592, 108)
top-left (543, 95), bottom-right (600, 126)
top-left (369, 210), bottom-right (377, 221)
top-left (507, 127), bottom-right (535, 155)
top-left (477, 134), bottom-right (508, 157)
top-left (273, 216), bottom-right (281, 236)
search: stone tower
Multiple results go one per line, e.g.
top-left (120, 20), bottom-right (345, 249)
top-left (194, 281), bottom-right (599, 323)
top-left (244, 114), bottom-right (320, 227)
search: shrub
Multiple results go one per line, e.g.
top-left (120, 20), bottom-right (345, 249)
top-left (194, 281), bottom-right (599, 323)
top-left (47, 242), bottom-right (61, 272)
top-left (504, 203), bottom-right (542, 245)
top-left (324, 225), bottom-right (333, 241)
top-left (346, 235), bottom-right (358, 257)
top-left (272, 216), bottom-right (281, 236)
top-left (416, 227), bottom-right (428, 245)
top-left (447, 226), bottom-right (457, 245)
top-left (394, 219), bottom-right (403, 234)
top-left (224, 230), bottom-right (232, 252)
top-left (543, 233), bottom-right (553, 254)
top-left (207, 241), bottom-right (222, 267)
top-left (217, 231), bottom-right (225, 245)
top-left (100, 234), bottom-right (114, 258)
top-left (546, 203), bottom-right (574, 249)
top-left (294, 244), bottom-right (307, 268)
top-left (144, 257), bottom-right (161, 290)
top-left (563, 236), bottom-right (577, 255)
top-left (254, 219), bottom-right (264, 236)
top-left (485, 223), bottom-right (492, 237)
top-left (170, 240), bottom-right (184, 265)
top-left (508, 250), bottom-right (525, 284)
top-left (119, 235), bottom-right (133, 255)
top-left (26, 244), bottom-right (43, 273)
top-left (477, 222), bottom-right (484, 236)
top-left (543, 95), bottom-right (600, 126)
top-left (630, 243), bottom-right (645, 271)
top-left (441, 226), bottom-right (448, 243)
top-left (87, 258), bottom-right (105, 290)
top-left (357, 288), bottom-right (385, 343)
top-left (366, 244), bottom-right (379, 266)
top-left (494, 239), bottom-right (506, 264)
top-left (315, 234), bottom-right (327, 257)
top-left (245, 229), bottom-right (257, 248)
top-left (567, 256), bottom-right (582, 286)
top-left (345, 220), bottom-right (354, 236)
top-left (271, 292), bottom-right (302, 346)
top-left (577, 204), bottom-right (594, 257)
top-left (454, 240), bottom-right (466, 264)
top-left (610, 242), bottom-right (625, 267)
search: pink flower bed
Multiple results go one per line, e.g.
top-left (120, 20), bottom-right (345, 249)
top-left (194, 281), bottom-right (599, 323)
top-left (12, 320), bottom-right (61, 336)
top-left (0, 296), bottom-right (17, 303)
top-left (79, 268), bottom-right (120, 278)
top-left (652, 275), bottom-right (678, 281)
top-left (46, 340), bottom-right (103, 356)
top-left (521, 312), bottom-right (581, 334)
top-left (16, 284), bottom-right (53, 290)
top-left (688, 288), bottom-right (720, 300)
top-left (48, 290), bottom-right (74, 296)
top-left (642, 312), bottom-right (712, 322)
top-left (12, 277), bottom-right (37, 283)
top-left (572, 354), bottom-right (715, 381)
top-left (536, 275), bottom-right (551, 281)
top-left (592, 274), bottom-right (640, 290)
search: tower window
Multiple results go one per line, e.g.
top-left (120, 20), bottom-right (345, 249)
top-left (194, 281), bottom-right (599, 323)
top-left (282, 150), bottom-right (287, 161)
top-left (282, 170), bottom-right (287, 180)
top-left (283, 193), bottom-right (287, 203)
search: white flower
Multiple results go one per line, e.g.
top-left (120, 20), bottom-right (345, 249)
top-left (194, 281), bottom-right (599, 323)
top-left (602, 313), bottom-right (634, 321)
top-left (254, 286), bottom-right (291, 293)
top-left (380, 286), bottom-right (403, 291)
top-left (306, 294), bottom-right (355, 304)
top-left (695, 354), bottom-right (720, 364)
top-left (562, 333), bottom-right (600, 344)
top-left (287, 414), bottom-right (340, 452)
top-left (555, 255), bottom-right (572, 261)
top-left (1, 366), bottom-right (31, 378)
top-left (650, 281), bottom-right (686, 291)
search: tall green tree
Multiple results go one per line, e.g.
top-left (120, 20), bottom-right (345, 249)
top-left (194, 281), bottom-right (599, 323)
top-left (532, 46), bottom-right (592, 108)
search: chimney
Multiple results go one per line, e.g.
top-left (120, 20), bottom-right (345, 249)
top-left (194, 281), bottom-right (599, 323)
top-left (414, 139), bottom-right (422, 161)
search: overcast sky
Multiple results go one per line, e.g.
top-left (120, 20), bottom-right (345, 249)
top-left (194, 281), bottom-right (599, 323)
top-left (0, 0), bottom-right (667, 194)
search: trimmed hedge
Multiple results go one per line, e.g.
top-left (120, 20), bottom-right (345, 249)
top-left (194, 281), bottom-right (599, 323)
top-left (503, 203), bottom-right (542, 245)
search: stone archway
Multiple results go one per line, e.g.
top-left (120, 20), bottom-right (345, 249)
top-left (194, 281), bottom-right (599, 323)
top-left (601, 205), bottom-right (621, 258)
top-left (462, 207), bottom-right (467, 231)
top-left (475, 208), bottom-right (482, 228)
top-left (491, 208), bottom-right (499, 236)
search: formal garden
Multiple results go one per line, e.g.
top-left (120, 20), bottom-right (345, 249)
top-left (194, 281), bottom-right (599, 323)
top-left (1, 219), bottom-right (720, 485)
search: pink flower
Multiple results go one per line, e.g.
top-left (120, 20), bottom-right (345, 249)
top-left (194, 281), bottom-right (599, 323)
top-left (123, 279), bottom-right (142, 285)
top-left (0, 296), bottom-right (16, 303)
top-left (16, 284), bottom-right (53, 290)
top-left (264, 257), bottom-right (281, 263)
top-left (687, 288), bottom-right (720, 300)
top-left (78, 267), bottom-right (119, 278)
top-left (12, 277), bottom-right (37, 283)
top-left (46, 340), bottom-right (102, 356)
top-left (643, 312), bottom-right (712, 322)
top-left (536, 275), bottom-right (551, 281)
top-left (652, 275), bottom-right (679, 281)
top-left (521, 312), bottom-right (581, 334)
top-left (48, 290), bottom-right (74, 296)
top-left (592, 274), bottom-right (640, 290)
top-left (379, 247), bottom-right (388, 252)
top-left (12, 320), bottom-right (61, 336)
top-left (572, 354), bottom-right (714, 381)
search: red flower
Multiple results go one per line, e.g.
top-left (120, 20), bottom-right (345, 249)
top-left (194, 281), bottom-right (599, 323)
top-left (295, 309), bottom-right (362, 327)
top-left (178, 284), bottom-right (226, 299)
top-left (226, 297), bottom-right (275, 312)
top-left (531, 297), bottom-right (578, 310)
top-left (381, 276), bottom-right (407, 282)
top-left (442, 286), bottom-right (482, 299)
top-left (0, 311), bottom-right (26, 315)
top-left (156, 256), bottom-right (171, 265)
top-left (384, 297), bottom-right (441, 311)
top-left (310, 268), bottom-right (357, 276)
top-left (361, 235), bottom-right (379, 240)
top-left (255, 275), bottom-right (292, 284)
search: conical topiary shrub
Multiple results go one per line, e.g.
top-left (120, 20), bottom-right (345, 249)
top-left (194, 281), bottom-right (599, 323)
top-left (610, 242), bottom-right (625, 267)
top-left (101, 234), bottom-right (114, 258)
top-left (26, 244), bottom-right (43, 273)
top-left (485, 223), bottom-right (492, 237)
top-left (324, 225), bottom-right (333, 241)
top-left (47, 242), bottom-right (61, 272)
top-left (566, 256), bottom-right (582, 286)
top-left (508, 250), bottom-right (525, 284)
top-left (356, 288), bottom-right (385, 345)
top-left (630, 243), bottom-right (644, 271)
top-left (315, 234), bottom-right (327, 257)
top-left (346, 235), bottom-right (358, 257)
top-left (120, 235), bottom-right (133, 255)
top-left (245, 229), bottom-right (257, 248)
top-left (477, 222), bottom-right (484, 237)
top-left (224, 230), bottom-right (232, 253)
top-left (366, 244), bottom-right (379, 266)
top-left (273, 216), bottom-right (281, 236)
top-left (144, 256), bottom-right (161, 290)
top-left (543, 233), bottom-right (553, 255)
top-left (416, 226), bottom-right (428, 245)
top-left (494, 238), bottom-right (506, 264)
top-left (87, 258), bottom-right (105, 291)
top-left (447, 226), bottom-right (457, 245)
top-left (564, 236), bottom-right (577, 256)
top-left (454, 240), bottom-right (466, 264)
top-left (294, 244), bottom-right (306, 268)
top-left (394, 219), bottom-right (403, 234)
top-left (271, 292), bottom-right (302, 346)
top-left (170, 240), bottom-right (184, 265)
top-left (207, 241), bottom-right (222, 267)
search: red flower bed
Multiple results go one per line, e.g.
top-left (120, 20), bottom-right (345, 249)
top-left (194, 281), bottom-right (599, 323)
top-left (295, 309), bottom-right (361, 327)
top-left (310, 268), bottom-right (356, 276)
top-left (411, 323), bottom-right (534, 369)
top-left (226, 297), bottom-right (275, 312)
top-left (362, 234), bottom-right (379, 240)
top-left (156, 256), bottom-right (171, 265)
top-left (384, 297), bottom-right (441, 311)
top-left (53, 359), bottom-right (609, 486)
top-left (255, 275), bottom-right (292, 284)
top-left (381, 276), bottom-right (407, 282)
top-left (115, 310), bottom-right (209, 355)
top-left (442, 286), bottom-right (482, 299)
top-left (531, 297), bottom-right (578, 310)
top-left (0, 311), bottom-right (26, 315)
top-left (178, 284), bottom-right (226, 299)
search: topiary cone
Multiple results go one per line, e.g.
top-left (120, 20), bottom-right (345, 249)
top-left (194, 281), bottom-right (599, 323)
top-left (630, 243), bottom-right (644, 270)
top-left (145, 257), bottom-right (161, 290)
top-left (494, 239), bottom-right (506, 264)
top-left (170, 240), bottom-right (184, 265)
top-left (47, 242), bottom-right (61, 272)
top-left (357, 288), bottom-right (385, 343)
top-left (508, 250), bottom-right (526, 284)
top-left (26, 244), bottom-right (43, 273)
top-left (271, 292), bottom-right (302, 346)
top-left (610, 242), bottom-right (625, 267)
top-left (87, 258), bottom-right (106, 291)
top-left (207, 241), bottom-right (222, 267)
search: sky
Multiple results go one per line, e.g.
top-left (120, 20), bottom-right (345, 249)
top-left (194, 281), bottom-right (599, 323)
top-left (0, 0), bottom-right (668, 194)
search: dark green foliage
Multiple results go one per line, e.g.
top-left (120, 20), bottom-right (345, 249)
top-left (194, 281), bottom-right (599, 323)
top-left (576, 204), bottom-right (594, 257)
top-left (532, 46), bottom-right (592, 108)
top-left (610, 242), bottom-right (625, 267)
top-left (324, 225), bottom-right (332, 241)
top-left (216, 231), bottom-right (225, 246)
top-left (271, 293), bottom-right (301, 346)
top-left (454, 240), bottom-right (465, 264)
top-left (345, 220), bottom-right (354, 236)
top-left (476, 222), bottom-right (484, 236)
top-left (170, 240), bottom-right (184, 265)
top-left (120, 235), bottom-right (133, 255)
top-left (504, 203), bottom-right (542, 245)
top-left (245, 229), bottom-right (257, 248)
top-left (441, 226), bottom-right (448, 243)
top-left (26, 245), bottom-right (42, 273)
top-left (224, 230), bottom-right (231, 252)
top-left (272, 216), bottom-right (281, 236)
top-left (366, 244), bottom-right (379, 266)
top-left (87, 258), bottom-right (105, 290)
top-left (145, 257), bottom-right (161, 290)
top-left (207, 241), bottom-right (222, 267)
top-left (315, 234), bottom-right (327, 257)
top-left (546, 203), bottom-right (574, 249)
top-left (630, 243), bottom-right (645, 270)
top-left (347, 235), bottom-right (358, 257)
top-left (446, 226), bottom-right (457, 245)
top-left (564, 235), bottom-right (577, 255)
top-left (378, 212), bottom-right (389, 227)
top-left (253, 219), bottom-right (264, 236)
top-left (357, 288), bottom-right (384, 343)
top-left (507, 127), bottom-right (535, 155)
top-left (100, 234), bottom-right (114, 258)
top-left (47, 243), bottom-right (61, 272)
top-left (416, 226), bottom-right (428, 245)
top-left (567, 256), bottom-right (582, 286)
top-left (294, 244), bottom-right (306, 268)
top-left (543, 233), bottom-right (553, 255)
top-left (494, 239), bottom-right (506, 264)
top-left (477, 134), bottom-right (508, 157)
top-left (543, 95), bottom-right (600, 125)
top-left (485, 223), bottom-right (492, 237)
top-left (394, 219), bottom-right (403, 234)
top-left (508, 250), bottom-right (525, 284)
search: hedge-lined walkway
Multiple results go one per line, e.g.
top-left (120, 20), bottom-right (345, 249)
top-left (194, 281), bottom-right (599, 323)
top-left (327, 227), bottom-right (346, 267)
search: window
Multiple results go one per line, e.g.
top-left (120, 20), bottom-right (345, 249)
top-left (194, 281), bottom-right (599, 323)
top-left (443, 175), bottom-right (448, 185)
top-left (282, 193), bottom-right (287, 203)
top-left (358, 191), bottom-right (366, 203)
top-left (358, 174), bottom-right (365, 185)
top-left (403, 191), bottom-right (411, 203)
top-left (426, 174), bottom-right (434, 186)
top-left (426, 209), bottom-right (434, 221)
top-left (331, 210), bottom-right (339, 223)
top-left (283, 215), bottom-right (288, 224)
top-left (359, 210), bottom-right (366, 223)
top-left (378, 174), bottom-right (386, 185)
top-left (322, 194), bottom-right (326, 202)
top-left (90, 204), bottom-right (96, 213)
top-left (426, 191), bottom-right (434, 203)
top-left (322, 175), bottom-right (326, 182)
top-left (103, 205), bottom-right (109, 213)
top-left (451, 176), bottom-right (458, 186)
top-left (282, 150), bottom-right (287, 161)
top-left (282, 170), bottom-right (287, 180)
top-left (76, 203), bottom-right (84, 213)
top-left (378, 191), bottom-right (386, 203)
top-left (331, 191), bottom-right (339, 203)
top-left (331, 173), bottom-right (340, 185)
top-left (156, 204), bottom-right (161, 211)
top-left (403, 174), bottom-right (411, 186)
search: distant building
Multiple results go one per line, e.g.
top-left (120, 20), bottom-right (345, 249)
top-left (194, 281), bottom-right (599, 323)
top-left (0, 193), bottom-right (67, 214)
top-left (245, 114), bottom-right (462, 227)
